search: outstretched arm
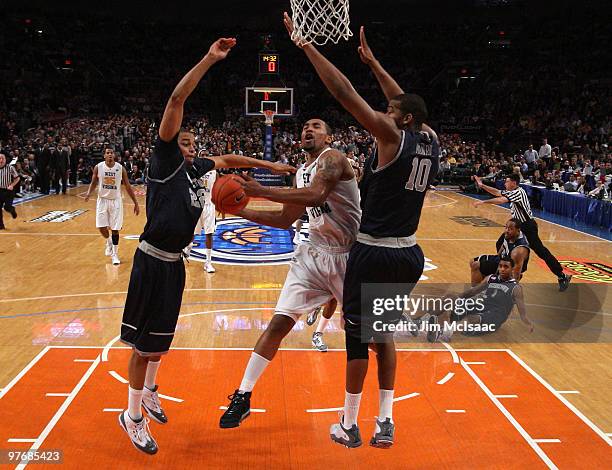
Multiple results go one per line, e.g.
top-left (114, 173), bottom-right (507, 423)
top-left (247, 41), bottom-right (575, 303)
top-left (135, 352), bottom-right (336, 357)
top-left (473, 196), bottom-right (509, 208)
top-left (358, 26), bottom-right (404, 101)
top-left (510, 247), bottom-right (529, 282)
top-left (209, 154), bottom-right (294, 174)
top-left (159, 38), bottom-right (236, 142)
top-left (239, 150), bottom-right (346, 206)
top-left (474, 176), bottom-right (503, 197)
top-left (284, 13), bottom-right (398, 146)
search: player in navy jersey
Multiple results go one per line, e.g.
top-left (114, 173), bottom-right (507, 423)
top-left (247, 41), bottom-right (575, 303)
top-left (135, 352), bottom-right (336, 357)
top-left (285, 17), bottom-right (439, 448)
top-left (471, 218), bottom-right (530, 285)
top-left (427, 256), bottom-right (534, 342)
top-left (117, 38), bottom-right (294, 455)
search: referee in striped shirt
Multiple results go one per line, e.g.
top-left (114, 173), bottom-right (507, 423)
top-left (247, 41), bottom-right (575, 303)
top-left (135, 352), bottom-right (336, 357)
top-left (0, 153), bottom-right (19, 230)
top-left (473, 173), bottom-right (572, 291)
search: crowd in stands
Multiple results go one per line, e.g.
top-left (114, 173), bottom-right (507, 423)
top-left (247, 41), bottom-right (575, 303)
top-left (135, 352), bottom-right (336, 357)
top-left (0, 4), bottom-right (609, 201)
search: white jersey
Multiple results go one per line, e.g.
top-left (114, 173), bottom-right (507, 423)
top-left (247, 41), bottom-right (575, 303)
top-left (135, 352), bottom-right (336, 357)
top-left (97, 162), bottom-right (123, 200)
top-left (199, 169), bottom-right (217, 205)
top-left (297, 148), bottom-right (361, 249)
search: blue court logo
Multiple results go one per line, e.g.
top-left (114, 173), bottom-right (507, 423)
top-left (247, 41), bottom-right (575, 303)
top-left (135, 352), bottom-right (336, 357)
top-left (191, 217), bottom-right (299, 265)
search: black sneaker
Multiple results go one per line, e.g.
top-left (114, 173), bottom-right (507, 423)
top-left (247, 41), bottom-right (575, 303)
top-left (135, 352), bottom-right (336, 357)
top-left (9, 207), bottom-right (17, 219)
top-left (220, 390), bottom-right (251, 428)
top-left (427, 315), bottom-right (441, 343)
top-left (558, 274), bottom-right (572, 292)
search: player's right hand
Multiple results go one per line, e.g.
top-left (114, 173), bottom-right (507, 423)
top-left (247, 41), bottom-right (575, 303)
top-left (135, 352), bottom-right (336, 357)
top-left (84, 193), bottom-right (90, 202)
top-left (269, 162), bottom-right (296, 175)
top-left (358, 26), bottom-right (376, 65)
top-left (207, 38), bottom-right (237, 63)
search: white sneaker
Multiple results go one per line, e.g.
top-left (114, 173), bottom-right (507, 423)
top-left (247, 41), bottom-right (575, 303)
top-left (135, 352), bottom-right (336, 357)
top-left (118, 410), bottom-right (158, 455)
top-left (112, 254), bottom-right (121, 265)
top-left (205, 262), bottom-right (216, 273)
top-left (105, 239), bottom-right (112, 256)
top-left (293, 234), bottom-right (301, 245)
top-left (142, 385), bottom-right (168, 424)
top-left (312, 332), bottom-right (328, 352)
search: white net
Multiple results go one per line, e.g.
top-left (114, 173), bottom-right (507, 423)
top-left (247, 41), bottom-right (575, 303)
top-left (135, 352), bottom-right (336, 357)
top-left (290, 0), bottom-right (352, 46)
top-left (263, 110), bottom-right (275, 126)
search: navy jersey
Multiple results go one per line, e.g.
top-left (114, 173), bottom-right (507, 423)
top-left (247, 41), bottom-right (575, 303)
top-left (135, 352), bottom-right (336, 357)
top-left (359, 130), bottom-right (440, 237)
top-left (481, 274), bottom-right (518, 320)
top-left (140, 134), bottom-right (215, 253)
top-left (495, 233), bottom-right (530, 272)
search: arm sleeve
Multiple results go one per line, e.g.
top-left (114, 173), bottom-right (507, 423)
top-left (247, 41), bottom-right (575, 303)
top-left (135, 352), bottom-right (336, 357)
top-left (193, 157), bottom-right (216, 177)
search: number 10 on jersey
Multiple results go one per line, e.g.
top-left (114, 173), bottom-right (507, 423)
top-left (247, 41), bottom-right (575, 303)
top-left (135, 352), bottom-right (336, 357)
top-left (405, 158), bottom-right (432, 192)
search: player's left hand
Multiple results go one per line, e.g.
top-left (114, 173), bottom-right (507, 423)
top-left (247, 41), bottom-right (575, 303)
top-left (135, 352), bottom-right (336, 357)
top-left (473, 200), bottom-right (483, 207)
top-left (268, 162), bottom-right (296, 175)
top-left (283, 12), bottom-right (307, 48)
top-left (239, 172), bottom-right (265, 197)
top-left (358, 26), bottom-right (377, 65)
top-left (134, 203), bottom-right (140, 216)
top-left (207, 38), bottom-right (237, 62)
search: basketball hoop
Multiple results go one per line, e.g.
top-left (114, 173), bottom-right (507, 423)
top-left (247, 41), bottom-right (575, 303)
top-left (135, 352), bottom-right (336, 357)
top-left (263, 109), bottom-right (276, 126)
top-left (290, 0), bottom-right (352, 46)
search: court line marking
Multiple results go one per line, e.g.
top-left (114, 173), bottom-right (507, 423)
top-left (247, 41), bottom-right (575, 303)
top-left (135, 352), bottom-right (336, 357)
top-left (606, 433), bottom-right (612, 437)
top-left (441, 341), bottom-right (459, 364)
top-left (455, 192), bottom-right (610, 242)
top-left (73, 359), bottom-right (96, 363)
top-left (460, 359), bottom-right (557, 469)
top-left (445, 410), bottom-right (466, 413)
top-left (557, 390), bottom-right (580, 395)
top-left (7, 438), bottom-right (37, 443)
top-left (16, 356), bottom-right (101, 470)
top-left (506, 349), bottom-right (612, 446)
top-left (220, 406), bottom-right (266, 413)
top-left (108, 370), bottom-right (128, 384)
top-left (533, 439), bottom-right (562, 443)
top-left (103, 408), bottom-right (123, 412)
top-left (51, 345), bottom-right (508, 352)
top-left (45, 393), bottom-right (70, 397)
top-left (0, 346), bottom-right (50, 400)
top-left (495, 395), bottom-right (518, 399)
top-left (0, 289), bottom-right (283, 303)
top-left (159, 394), bottom-right (183, 403)
top-left (437, 372), bottom-right (455, 385)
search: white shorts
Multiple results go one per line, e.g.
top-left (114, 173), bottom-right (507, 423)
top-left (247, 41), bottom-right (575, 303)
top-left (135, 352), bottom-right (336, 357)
top-left (275, 243), bottom-right (349, 322)
top-left (194, 203), bottom-right (216, 235)
top-left (96, 197), bottom-right (123, 231)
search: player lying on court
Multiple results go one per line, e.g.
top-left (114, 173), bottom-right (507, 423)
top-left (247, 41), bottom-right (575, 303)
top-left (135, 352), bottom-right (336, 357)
top-left (417, 256), bottom-right (535, 342)
top-left (85, 147), bottom-right (140, 265)
top-left (219, 117), bottom-right (361, 429)
top-left (284, 16), bottom-right (440, 448)
top-left (117, 38), bottom-right (294, 456)
top-left (471, 218), bottom-right (530, 285)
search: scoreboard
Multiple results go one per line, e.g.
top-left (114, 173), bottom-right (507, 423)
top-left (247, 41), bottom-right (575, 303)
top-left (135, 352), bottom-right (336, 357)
top-left (259, 53), bottom-right (280, 74)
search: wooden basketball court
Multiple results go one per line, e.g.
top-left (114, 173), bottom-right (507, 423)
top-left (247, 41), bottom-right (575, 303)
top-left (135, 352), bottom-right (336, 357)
top-left (0, 186), bottom-right (610, 468)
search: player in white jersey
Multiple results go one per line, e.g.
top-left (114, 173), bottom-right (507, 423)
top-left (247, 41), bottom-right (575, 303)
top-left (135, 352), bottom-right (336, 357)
top-left (85, 147), bottom-right (140, 265)
top-left (219, 118), bottom-right (361, 428)
top-left (184, 158), bottom-right (217, 272)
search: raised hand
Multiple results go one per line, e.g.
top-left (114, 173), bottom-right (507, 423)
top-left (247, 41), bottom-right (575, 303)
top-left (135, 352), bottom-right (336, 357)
top-left (207, 38), bottom-right (237, 63)
top-left (357, 26), bottom-right (376, 65)
top-left (283, 12), bottom-right (305, 48)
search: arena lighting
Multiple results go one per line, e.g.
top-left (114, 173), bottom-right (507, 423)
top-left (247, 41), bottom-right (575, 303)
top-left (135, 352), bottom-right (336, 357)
top-left (65, 59), bottom-right (72, 65)
top-left (499, 30), bottom-right (505, 36)
top-left (25, 19), bottom-right (32, 24)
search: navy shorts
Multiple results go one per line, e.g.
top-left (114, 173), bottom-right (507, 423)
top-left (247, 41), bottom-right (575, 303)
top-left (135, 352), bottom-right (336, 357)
top-left (343, 242), bottom-right (425, 341)
top-left (120, 248), bottom-right (186, 356)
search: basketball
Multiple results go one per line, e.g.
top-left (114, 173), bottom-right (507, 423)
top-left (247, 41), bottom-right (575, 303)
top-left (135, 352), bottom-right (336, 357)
top-left (211, 174), bottom-right (249, 214)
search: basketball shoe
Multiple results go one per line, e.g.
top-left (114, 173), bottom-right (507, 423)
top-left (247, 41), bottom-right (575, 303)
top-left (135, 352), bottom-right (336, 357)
top-left (370, 417), bottom-right (395, 448)
top-left (219, 390), bottom-right (251, 428)
top-left (330, 414), bottom-right (362, 448)
top-left (118, 410), bottom-right (158, 455)
top-left (142, 385), bottom-right (168, 424)
top-left (312, 332), bottom-right (328, 352)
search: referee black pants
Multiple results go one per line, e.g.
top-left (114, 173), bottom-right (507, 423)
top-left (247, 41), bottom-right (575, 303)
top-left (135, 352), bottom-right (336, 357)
top-left (0, 188), bottom-right (16, 227)
top-left (521, 218), bottom-right (564, 278)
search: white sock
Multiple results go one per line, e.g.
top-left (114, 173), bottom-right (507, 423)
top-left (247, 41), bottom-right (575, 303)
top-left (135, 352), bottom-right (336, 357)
top-left (343, 392), bottom-right (362, 427)
top-left (128, 386), bottom-right (143, 421)
top-left (238, 352), bottom-right (270, 393)
top-left (206, 248), bottom-right (212, 263)
top-left (112, 244), bottom-right (118, 255)
top-left (379, 389), bottom-right (394, 422)
top-left (316, 316), bottom-right (330, 334)
top-left (144, 359), bottom-right (161, 390)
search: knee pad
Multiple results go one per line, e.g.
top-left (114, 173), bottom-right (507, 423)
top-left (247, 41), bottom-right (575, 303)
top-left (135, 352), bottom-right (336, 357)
top-left (111, 232), bottom-right (119, 245)
top-left (346, 333), bottom-right (369, 361)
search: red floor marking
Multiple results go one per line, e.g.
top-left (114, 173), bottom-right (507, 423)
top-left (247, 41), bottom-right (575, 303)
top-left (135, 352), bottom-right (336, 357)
top-left (0, 348), bottom-right (608, 469)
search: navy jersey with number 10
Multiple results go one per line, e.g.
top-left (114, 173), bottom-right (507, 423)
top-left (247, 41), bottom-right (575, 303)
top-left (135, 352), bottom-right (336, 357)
top-left (359, 130), bottom-right (440, 238)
